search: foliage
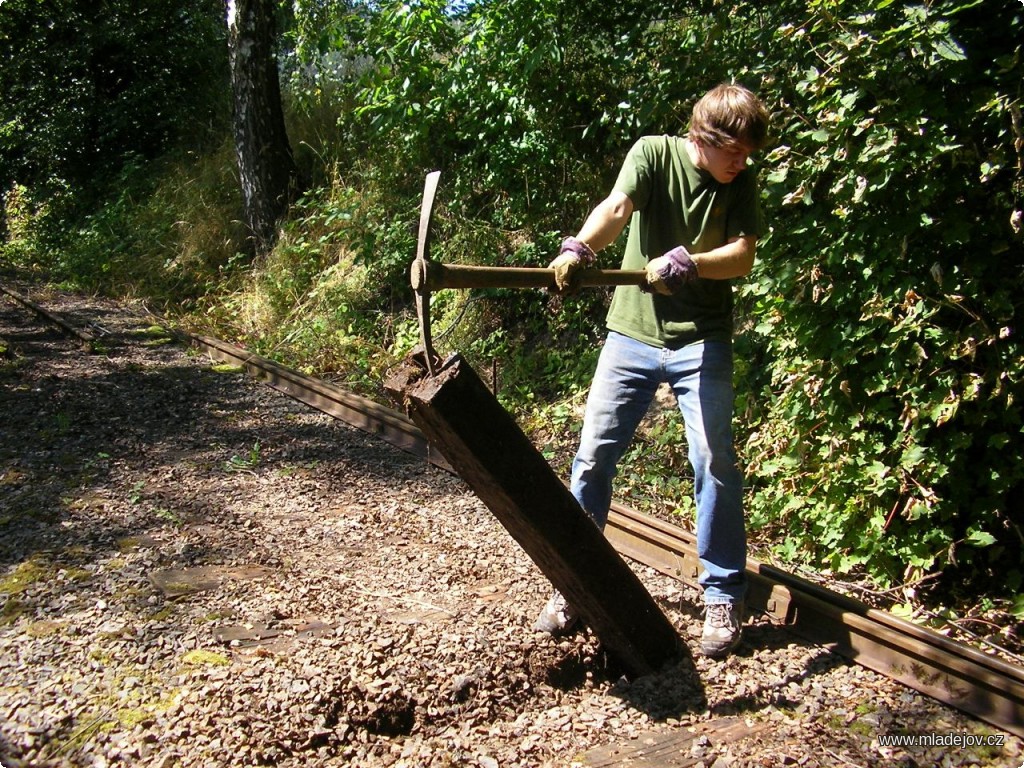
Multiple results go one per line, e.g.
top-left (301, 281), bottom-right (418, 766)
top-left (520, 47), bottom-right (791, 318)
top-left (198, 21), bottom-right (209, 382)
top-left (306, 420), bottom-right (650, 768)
top-left (735, 1), bottom-right (1024, 593)
top-left (282, 0), bottom-right (1024, 603)
top-left (0, 0), bottom-right (228, 243)
top-left (49, 145), bottom-right (245, 302)
top-left (345, 0), bottom-right (738, 231)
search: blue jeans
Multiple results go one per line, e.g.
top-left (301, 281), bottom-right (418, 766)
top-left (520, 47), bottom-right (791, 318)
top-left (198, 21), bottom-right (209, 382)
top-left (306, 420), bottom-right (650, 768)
top-left (570, 331), bottom-right (746, 604)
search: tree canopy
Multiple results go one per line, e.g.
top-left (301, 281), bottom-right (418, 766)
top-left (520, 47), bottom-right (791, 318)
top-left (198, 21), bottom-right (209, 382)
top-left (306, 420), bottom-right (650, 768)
top-left (0, 0), bottom-right (226, 199)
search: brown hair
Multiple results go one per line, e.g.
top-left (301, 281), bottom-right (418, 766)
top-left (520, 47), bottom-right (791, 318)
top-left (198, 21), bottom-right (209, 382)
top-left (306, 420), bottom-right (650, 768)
top-left (689, 83), bottom-right (769, 151)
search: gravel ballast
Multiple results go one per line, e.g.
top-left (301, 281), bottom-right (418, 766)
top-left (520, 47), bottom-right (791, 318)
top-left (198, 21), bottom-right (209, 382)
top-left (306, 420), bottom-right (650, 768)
top-left (1, 283), bottom-right (1021, 768)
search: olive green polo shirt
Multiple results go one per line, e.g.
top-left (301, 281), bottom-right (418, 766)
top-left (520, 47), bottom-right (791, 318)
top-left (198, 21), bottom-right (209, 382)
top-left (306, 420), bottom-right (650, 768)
top-left (605, 135), bottom-right (764, 348)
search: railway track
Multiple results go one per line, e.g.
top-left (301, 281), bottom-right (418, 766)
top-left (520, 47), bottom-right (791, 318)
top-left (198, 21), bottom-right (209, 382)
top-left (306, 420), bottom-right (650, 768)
top-left (4, 282), bottom-right (1024, 741)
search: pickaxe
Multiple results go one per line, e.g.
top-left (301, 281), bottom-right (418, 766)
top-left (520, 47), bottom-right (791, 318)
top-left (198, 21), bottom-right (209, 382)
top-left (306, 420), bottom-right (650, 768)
top-left (412, 170), bottom-right (647, 374)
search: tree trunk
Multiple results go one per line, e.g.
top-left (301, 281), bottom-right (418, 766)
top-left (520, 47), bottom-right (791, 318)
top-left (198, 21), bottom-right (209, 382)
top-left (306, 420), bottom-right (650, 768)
top-left (226, 0), bottom-right (296, 257)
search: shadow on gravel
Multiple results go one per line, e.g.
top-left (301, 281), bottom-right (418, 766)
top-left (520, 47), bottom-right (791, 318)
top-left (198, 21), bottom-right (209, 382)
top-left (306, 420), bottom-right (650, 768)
top-left (0, 331), bottom-right (425, 576)
top-left (0, 733), bottom-right (29, 768)
top-left (651, 592), bottom-right (851, 718)
top-left (523, 627), bottom-right (708, 720)
top-left (705, 632), bottom-right (849, 718)
top-left (609, 657), bottom-right (710, 721)
top-left (609, 596), bottom-right (714, 718)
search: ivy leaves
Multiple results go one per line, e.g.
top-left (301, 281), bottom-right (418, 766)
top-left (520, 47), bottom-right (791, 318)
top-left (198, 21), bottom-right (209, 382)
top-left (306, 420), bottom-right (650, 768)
top-left (740, 0), bottom-right (1023, 593)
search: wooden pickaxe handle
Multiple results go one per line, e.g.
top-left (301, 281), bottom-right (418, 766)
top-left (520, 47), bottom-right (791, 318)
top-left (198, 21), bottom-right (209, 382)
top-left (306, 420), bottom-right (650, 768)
top-left (411, 169), bottom-right (646, 375)
top-left (411, 261), bottom-right (648, 292)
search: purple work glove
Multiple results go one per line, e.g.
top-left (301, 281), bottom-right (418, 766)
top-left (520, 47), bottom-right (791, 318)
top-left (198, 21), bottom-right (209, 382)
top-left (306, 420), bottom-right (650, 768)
top-left (642, 245), bottom-right (698, 295)
top-left (549, 237), bottom-right (596, 293)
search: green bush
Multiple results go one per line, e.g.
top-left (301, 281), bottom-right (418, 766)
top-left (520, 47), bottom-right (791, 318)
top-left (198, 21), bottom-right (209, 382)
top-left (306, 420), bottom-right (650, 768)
top-left (734, 2), bottom-right (1023, 594)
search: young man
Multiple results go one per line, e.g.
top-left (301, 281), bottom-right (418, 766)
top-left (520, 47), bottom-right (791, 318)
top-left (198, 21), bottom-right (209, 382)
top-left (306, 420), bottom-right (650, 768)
top-left (536, 83), bottom-right (770, 658)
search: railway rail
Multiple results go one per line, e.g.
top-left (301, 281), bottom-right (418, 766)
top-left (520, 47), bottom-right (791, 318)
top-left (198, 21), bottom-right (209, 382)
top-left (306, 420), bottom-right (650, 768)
top-left (4, 282), bottom-right (1024, 741)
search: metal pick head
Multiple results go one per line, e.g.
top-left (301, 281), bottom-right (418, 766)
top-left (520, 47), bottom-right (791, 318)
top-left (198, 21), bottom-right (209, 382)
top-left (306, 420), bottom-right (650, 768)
top-left (414, 170), bottom-right (441, 375)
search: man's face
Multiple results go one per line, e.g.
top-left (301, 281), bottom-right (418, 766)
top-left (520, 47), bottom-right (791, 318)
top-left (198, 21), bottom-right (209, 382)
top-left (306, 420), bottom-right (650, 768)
top-left (696, 140), bottom-right (754, 184)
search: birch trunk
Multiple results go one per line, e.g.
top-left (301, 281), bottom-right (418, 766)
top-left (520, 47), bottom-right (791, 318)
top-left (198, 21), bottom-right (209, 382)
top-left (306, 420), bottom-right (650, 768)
top-left (226, 0), bottom-right (296, 256)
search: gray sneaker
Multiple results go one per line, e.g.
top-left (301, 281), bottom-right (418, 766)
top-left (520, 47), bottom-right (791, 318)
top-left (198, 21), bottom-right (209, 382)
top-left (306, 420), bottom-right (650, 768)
top-left (533, 590), bottom-right (580, 635)
top-left (701, 602), bottom-right (743, 657)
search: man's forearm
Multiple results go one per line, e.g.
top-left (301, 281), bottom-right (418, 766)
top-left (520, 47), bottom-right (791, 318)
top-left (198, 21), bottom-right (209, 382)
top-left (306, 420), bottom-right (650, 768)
top-left (575, 191), bottom-right (634, 253)
top-left (692, 236), bottom-right (757, 280)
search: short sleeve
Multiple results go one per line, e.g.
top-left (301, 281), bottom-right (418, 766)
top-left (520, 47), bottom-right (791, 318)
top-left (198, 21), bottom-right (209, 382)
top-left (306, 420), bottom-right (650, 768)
top-left (726, 170), bottom-right (765, 240)
top-left (612, 139), bottom-right (654, 211)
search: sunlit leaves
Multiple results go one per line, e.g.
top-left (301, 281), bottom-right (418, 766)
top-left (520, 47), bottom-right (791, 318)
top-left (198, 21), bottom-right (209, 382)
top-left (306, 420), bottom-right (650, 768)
top-left (739, 0), bottom-right (1023, 592)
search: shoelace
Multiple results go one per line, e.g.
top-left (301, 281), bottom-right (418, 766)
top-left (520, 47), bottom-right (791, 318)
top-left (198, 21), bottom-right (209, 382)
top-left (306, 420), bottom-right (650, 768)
top-left (706, 604), bottom-right (734, 628)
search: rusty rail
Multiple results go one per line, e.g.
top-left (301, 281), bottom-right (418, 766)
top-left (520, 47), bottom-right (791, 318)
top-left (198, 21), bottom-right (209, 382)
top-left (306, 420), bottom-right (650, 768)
top-left (4, 285), bottom-right (1022, 738)
top-left (0, 284), bottom-right (97, 347)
